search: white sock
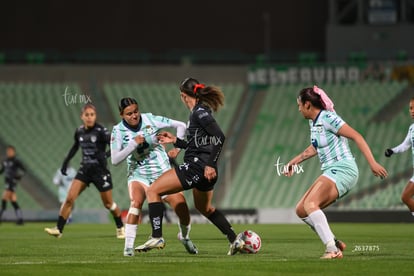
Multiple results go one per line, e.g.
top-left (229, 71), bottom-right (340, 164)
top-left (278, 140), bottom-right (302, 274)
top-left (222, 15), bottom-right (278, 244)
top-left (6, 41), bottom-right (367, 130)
top-left (301, 216), bottom-right (316, 232)
top-left (308, 210), bottom-right (336, 252)
top-left (178, 223), bottom-right (191, 239)
top-left (124, 223), bottom-right (137, 249)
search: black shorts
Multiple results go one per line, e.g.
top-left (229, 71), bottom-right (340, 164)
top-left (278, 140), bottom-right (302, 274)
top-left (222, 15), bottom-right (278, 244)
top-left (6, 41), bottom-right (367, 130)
top-left (4, 178), bottom-right (17, 192)
top-left (175, 162), bottom-right (216, 192)
top-left (75, 164), bottom-right (113, 192)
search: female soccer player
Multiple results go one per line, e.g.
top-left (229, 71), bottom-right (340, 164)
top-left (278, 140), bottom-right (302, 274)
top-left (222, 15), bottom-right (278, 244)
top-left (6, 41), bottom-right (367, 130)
top-left (0, 145), bottom-right (25, 225)
top-left (45, 104), bottom-right (124, 238)
top-left (384, 97), bottom-right (414, 216)
top-left (111, 97), bottom-right (197, 256)
top-left (135, 78), bottom-right (244, 255)
top-left (285, 85), bottom-right (387, 259)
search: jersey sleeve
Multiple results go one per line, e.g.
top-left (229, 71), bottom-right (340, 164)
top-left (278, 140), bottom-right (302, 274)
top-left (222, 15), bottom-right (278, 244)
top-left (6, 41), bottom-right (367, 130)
top-left (62, 129), bottom-right (80, 168)
top-left (149, 114), bottom-right (187, 140)
top-left (102, 126), bottom-right (111, 145)
top-left (110, 125), bottom-right (138, 165)
top-left (322, 112), bottom-right (346, 134)
top-left (392, 126), bottom-right (412, 153)
top-left (193, 107), bottom-right (225, 167)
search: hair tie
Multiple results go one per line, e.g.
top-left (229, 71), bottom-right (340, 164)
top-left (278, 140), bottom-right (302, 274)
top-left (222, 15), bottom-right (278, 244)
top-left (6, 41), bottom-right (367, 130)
top-left (313, 85), bottom-right (335, 112)
top-left (193, 83), bottom-right (205, 93)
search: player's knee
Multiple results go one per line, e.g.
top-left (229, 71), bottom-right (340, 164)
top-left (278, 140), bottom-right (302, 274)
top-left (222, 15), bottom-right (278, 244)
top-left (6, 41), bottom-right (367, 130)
top-left (130, 200), bottom-right (143, 209)
top-left (401, 192), bottom-right (410, 204)
top-left (64, 197), bottom-right (75, 207)
top-left (295, 202), bottom-right (306, 218)
top-left (146, 187), bottom-right (157, 201)
top-left (195, 204), bottom-right (214, 216)
top-left (303, 200), bottom-right (318, 215)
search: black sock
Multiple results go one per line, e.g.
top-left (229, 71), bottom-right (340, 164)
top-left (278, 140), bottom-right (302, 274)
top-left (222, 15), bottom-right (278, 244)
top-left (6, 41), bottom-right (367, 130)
top-left (148, 202), bottom-right (164, 238)
top-left (11, 201), bottom-right (23, 221)
top-left (114, 216), bottom-right (123, 228)
top-left (207, 209), bottom-right (237, 243)
top-left (57, 216), bottom-right (67, 233)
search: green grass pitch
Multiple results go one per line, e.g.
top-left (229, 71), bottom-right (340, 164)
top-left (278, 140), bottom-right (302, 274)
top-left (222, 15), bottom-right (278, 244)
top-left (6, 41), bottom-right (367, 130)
top-left (0, 222), bottom-right (412, 275)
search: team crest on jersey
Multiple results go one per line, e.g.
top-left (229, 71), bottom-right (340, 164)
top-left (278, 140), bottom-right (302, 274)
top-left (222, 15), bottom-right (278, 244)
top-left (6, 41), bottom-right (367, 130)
top-left (313, 125), bottom-right (323, 133)
top-left (91, 135), bottom-right (97, 143)
top-left (143, 125), bottom-right (157, 136)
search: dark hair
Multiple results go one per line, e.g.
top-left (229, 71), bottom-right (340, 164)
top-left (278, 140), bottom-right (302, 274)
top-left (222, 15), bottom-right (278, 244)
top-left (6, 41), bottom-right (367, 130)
top-left (81, 103), bottom-right (97, 114)
top-left (298, 87), bottom-right (325, 110)
top-left (179, 77), bottom-right (224, 112)
top-left (118, 97), bottom-right (138, 114)
top-left (6, 145), bottom-right (15, 151)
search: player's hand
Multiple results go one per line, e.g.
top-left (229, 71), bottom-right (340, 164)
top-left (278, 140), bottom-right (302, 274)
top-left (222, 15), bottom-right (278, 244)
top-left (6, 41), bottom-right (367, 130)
top-left (134, 135), bottom-right (145, 145)
top-left (371, 162), bottom-right (388, 179)
top-left (283, 161), bottom-right (296, 177)
top-left (204, 166), bottom-right (217, 181)
top-left (384, 148), bottom-right (394, 157)
top-left (157, 131), bottom-right (176, 144)
top-left (167, 148), bottom-right (180, 159)
top-left (60, 166), bottom-right (67, 176)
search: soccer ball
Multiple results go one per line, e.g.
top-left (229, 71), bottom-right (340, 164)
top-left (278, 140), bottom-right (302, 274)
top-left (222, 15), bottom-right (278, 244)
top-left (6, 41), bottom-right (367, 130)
top-left (238, 230), bottom-right (261, 254)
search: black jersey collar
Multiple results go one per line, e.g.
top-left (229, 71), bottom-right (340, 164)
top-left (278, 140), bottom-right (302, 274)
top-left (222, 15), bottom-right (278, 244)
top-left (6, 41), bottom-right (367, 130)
top-left (312, 110), bottom-right (323, 126)
top-left (122, 116), bottom-right (142, 132)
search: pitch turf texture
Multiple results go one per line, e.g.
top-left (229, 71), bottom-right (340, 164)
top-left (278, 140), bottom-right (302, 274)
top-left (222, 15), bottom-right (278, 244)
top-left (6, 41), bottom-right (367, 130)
top-left (0, 223), bottom-right (412, 275)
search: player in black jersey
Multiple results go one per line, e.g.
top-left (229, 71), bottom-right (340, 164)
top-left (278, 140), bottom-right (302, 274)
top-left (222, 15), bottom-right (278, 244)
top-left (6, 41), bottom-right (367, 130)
top-left (135, 78), bottom-right (244, 255)
top-left (45, 104), bottom-right (124, 238)
top-left (0, 145), bottom-right (25, 224)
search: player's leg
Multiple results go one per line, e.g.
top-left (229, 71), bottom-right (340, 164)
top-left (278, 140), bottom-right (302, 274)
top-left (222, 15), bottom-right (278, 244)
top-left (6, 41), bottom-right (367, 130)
top-left (99, 189), bottom-right (124, 238)
top-left (164, 192), bottom-right (198, 254)
top-left (192, 189), bottom-right (243, 255)
top-left (136, 169), bottom-right (182, 252)
top-left (94, 169), bottom-right (124, 238)
top-left (297, 175), bottom-right (342, 259)
top-left (123, 181), bottom-right (145, 256)
top-left (10, 191), bottom-right (23, 225)
top-left (45, 179), bottom-right (86, 237)
top-left (0, 190), bottom-right (11, 222)
top-left (401, 180), bottom-right (414, 215)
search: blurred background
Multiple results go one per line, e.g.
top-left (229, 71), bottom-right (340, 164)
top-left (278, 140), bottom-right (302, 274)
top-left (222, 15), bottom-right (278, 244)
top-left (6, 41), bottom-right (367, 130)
top-left (0, 0), bottom-right (413, 223)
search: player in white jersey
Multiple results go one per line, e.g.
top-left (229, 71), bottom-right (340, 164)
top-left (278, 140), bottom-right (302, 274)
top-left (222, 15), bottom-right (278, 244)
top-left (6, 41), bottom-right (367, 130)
top-left (284, 85), bottom-right (387, 259)
top-left (111, 97), bottom-right (197, 257)
top-left (385, 97), bottom-right (414, 217)
top-left (53, 165), bottom-right (76, 222)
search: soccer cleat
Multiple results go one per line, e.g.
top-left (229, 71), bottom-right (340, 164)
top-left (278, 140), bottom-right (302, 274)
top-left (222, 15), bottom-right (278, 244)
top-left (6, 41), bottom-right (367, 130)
top-left (320, 250), bottom-right (343, 259)
top-left (44, 227), bottom-right (62, 238)
top-left (116, 227), bottom-right (125, 239)
top-left (177, 232), bottom-right (198, 254)
top-left (335, 239), bottom-right (346, 251)
top-left (135, 237), bottom-right (165, 252)
top-left (227, 237), bottom-right (245, 255)
top-left (123, 248), bottom-right (134, 257)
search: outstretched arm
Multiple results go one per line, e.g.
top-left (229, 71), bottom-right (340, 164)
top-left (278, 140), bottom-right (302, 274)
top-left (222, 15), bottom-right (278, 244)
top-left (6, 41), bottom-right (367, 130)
top-left (61, 133), bottom-right (79, 175)
top-left (284, 145), bottom-right (317, 177)
top-left (338, 123), bottom-right (387, 178)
